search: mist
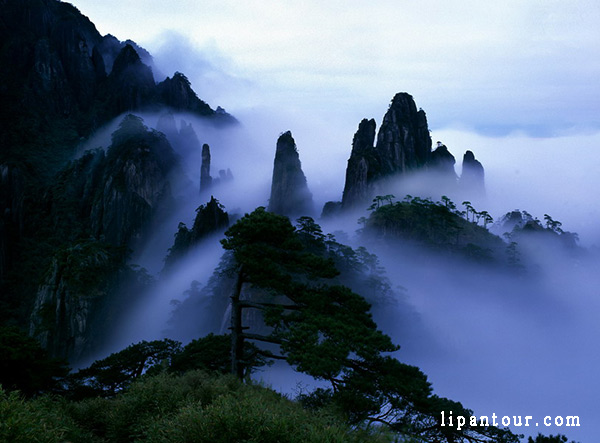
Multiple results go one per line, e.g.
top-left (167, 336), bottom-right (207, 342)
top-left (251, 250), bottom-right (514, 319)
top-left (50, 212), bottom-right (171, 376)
top-left (62, 26), bottom-right (600, 436)
top-left (75, 95), bottom-right (598, 441)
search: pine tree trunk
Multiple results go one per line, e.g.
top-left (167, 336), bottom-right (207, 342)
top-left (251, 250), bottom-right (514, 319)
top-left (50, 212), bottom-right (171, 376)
top-left (230, 266), bottom-right (245, 379)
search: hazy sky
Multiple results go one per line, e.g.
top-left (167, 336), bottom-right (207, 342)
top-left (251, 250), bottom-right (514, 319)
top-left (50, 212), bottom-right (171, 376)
top-left (69, 0), bottom-right (600, 136)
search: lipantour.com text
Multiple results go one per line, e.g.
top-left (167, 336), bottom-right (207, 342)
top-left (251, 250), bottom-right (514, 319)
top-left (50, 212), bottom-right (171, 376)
top-left (440, 410), bottom-right (580, 431)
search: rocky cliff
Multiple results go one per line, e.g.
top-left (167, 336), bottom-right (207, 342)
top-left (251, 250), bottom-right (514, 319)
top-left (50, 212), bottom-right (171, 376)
top-left (268, 131), bottom-right (314, 217)
top-left (0, 0), bottom-right (234, 180)
top-left (164, 197), bottom-right (229, 269)
top-left (341, 119), bottom-right (377, 209)
top-left (103, 44), bottom-right (156, 115)
top-left (375, 93), bottom-right (432, 174)
top-left (29, 114), bottom-right (181, 359)
top-left (459, 150), bottom-right (485, 196)
top-left (90, 115), bottom-right (177, 245)
top-left (340, 93), bottom-right (483, 210)
top-left (29, 240), bottom-right (122, 360)
top-left (341, 93), bottom-right (433, 209)
top-left (200, 144), bottom-right (212, 192)
top-left (429, 142), bottom-right (457, 183)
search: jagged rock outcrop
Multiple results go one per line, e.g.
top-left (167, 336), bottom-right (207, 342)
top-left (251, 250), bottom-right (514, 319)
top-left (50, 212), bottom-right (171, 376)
top-left (157, 113), bottom-right (203, 159)
top-left (341, 93), bottom-right (432, 209)
top-left (0, 0), bottom-right (234, 179)
top-left (375, 92), bottom-right (432, 174)
top-left (339, 93), bottom-right (486, 211)
top-left (460, 150), bottom-right (485, 196)
top-left (429, 142), bottom-right (457, 182)
top-left (90, 115), bottom-right (177, 245)
top-left (268, 131), bottom-right (314, 216)
top-left (95, 34), bottom-right (155, 76)
top-left (157, 72), bottom-right (214, 116)
top-left (200, 144), bottom-right (212, 192)
top-left (164, 196), bottom-right (229, 269)
top-left (105, 44), bottom-right (156, 115)
top-left (1, 0), bottom-right (239, 360)
top-left (191, 196), bottom-right (229, 240)
top-left (29, 115), bottom-right (181, 358)
top-left (29, 240), bottom-right (121, 360)
top-left (341, 119), bottom-right (377, 209)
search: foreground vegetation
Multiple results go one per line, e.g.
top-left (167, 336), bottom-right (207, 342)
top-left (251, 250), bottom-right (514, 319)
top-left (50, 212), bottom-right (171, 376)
top-left (1, 207), bottom-right (582, 442)
top-left (1, 370), bottom-right (387, 443)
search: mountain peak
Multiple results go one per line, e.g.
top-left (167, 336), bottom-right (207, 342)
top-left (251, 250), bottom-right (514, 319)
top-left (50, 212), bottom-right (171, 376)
top-left (268, 131), bottom-right (314, 216)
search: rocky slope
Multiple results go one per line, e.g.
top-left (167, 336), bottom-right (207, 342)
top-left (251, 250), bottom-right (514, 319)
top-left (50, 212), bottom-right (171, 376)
top-left (0, 0), bottom-right (236, 350)
top-left (339, 93), bottom-right (485, 211)
top-left (28, 114), bottom-right (182, 359)
top-left (268, 131), bottom-right (314, 217)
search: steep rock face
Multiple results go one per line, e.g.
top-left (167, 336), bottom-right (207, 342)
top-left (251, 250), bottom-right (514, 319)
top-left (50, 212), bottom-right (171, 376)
top-left (375, 92), bottom-right (432, 174)
top-left (156, 113), bottom-right (203, 159)
top-left (1, 0), bottom-right (237, 358)
top-left (268, 131), bottom-right (313, 216)
top-left (90, 115), bottom-right (177, 245)
top-left (164, 196), bottom-right (229, 269)
top-left (177, 119), bottom-right (202, 158)
top-left (29, 115), bottom-right (180, 358)
top-left (200, 144), bottom-right (212, 192)
top-left (0, 0), bottom-right (232, 179)
top-left (157, 72), bottom-right (213, 116)
top-left (95, 34), bottom-right (155, 76)
top-left (460, 150), bottom-right (485, 195)
top-left (105, 44), bottom-right (156, 115)
top-left (341, 119), bottom-right (377, 209)
top-left (0, 0), bottom-right (102, 113)
top-left (339, 93), bottom-right (487, 211)
top-left (191, 196), bottom-right (229, 242)
top-left (341, 93), bottom-right (432, 210)
top-left (29, 241), bottom-right (120, 360)
top-left (429, 142), bottom-right (457, 182)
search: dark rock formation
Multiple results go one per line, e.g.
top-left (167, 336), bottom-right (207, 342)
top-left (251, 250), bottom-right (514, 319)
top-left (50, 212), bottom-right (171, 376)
top-left (157, 72), bottom-right (213, 116)
top-left (460, 150), bottom-right (485, 195)
top-left (321, 201), bottom-right (343, 218)
top-left (0, 0), bottom-right (234, 180)
top-left (29, 240), bottom-right (121, 360)
top-left (200, 144), bottom-right (212, 192)
top-left (339, 93), bottom-right (487, 211)
top-left (429, 142), bottom-right (457, 181)
top-left (95, 34), bottom-right (155, 76)
top-left (105, 44), bottom-right (156, 115)
top-left (191, 196), bottom-right (229, 241)
top-left (1, 0), bottom-right (238, 359)
top-left (375, 93), bottom-right (432, 174)
top-left (341, 119), bottom-right (377, 209)
top-left (90, 115), bottom-right (177, 245)
top-left (28, 115), bottom-right (181, 358)
top-left (157, 114), bottom-right (203, 161)
top-left (42, 114), bottom-right (180, 252)
top-left (341, 94), bottom-right (432, 209)
top-left (164, 196), bottom-right (229, 269)
top-left (268, 131), bottom-right (314, 216)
